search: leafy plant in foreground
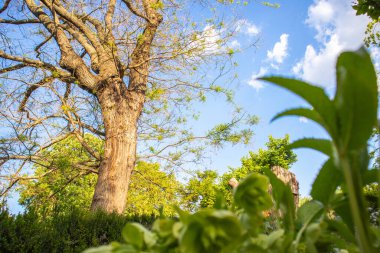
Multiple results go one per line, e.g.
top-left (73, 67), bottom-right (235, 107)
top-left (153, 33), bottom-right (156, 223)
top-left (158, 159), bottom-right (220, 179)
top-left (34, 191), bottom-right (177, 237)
top-left (84, 47), bottom-right (379, 253)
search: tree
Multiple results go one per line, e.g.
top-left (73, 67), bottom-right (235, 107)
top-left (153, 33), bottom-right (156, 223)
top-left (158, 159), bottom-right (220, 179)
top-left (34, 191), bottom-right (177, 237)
top-left (0, 1), bottom-right (257, 213)
top-left (181, 135), bottom-right (297, 210)
top-left (353, 0), bottom-right (380, 47)
top-left (180, 170), bottom-right (219, 212)
top-left (18, 135), bottom-right (181, 217)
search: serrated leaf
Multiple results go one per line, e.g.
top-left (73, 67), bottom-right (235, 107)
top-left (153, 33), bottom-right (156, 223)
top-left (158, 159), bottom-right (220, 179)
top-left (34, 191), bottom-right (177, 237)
top-left (334, 47), bottom-right (378, 150)
top-left (310, 159), bottom-right (341, 205)
top-left (260, 77), bottom-right (336, 137)
top-left (271, 107), bottom-right (324, 127)
top-left (289, 138), bottom-right (332, 156)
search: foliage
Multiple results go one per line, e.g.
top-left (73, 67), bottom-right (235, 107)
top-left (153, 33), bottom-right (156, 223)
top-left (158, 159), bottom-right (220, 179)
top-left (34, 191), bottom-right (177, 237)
top-left (233, 135), bottom-right (296, 175)
top-left (180, 170), bottom-right (219, 212)
top-left (0, 0), bottom-right (259, 211)
top-left (0, 209), bottom-right (155, 253)
top-left (353, 0), bottom-right (380, 20)
top-left (18, 136), bottom-right (181, 217)
top-left (84, 47), bottom-right (380, 253)
top-left (353, 0), bottom-right (380, 47)
top-left (180, 135), bottom-right (296, 211)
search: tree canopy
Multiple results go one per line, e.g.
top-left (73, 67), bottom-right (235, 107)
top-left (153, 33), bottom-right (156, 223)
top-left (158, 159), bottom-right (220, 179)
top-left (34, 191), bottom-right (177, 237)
top-left (0, 0), bottom-right (257, 213)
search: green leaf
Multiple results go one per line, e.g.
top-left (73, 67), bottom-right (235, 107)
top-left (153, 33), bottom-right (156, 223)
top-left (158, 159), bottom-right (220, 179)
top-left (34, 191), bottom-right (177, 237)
top-left (334, 47), bottom-right (378, 150)
top-left (310, 159), bottom-right (341, 205)
top-left (297, 200), bottom-right (324, 225)
top-left (233, 173), bottom-right (273, 215)
top-left (294, 200), bottom-right (324, 248)
top-left (261, 77), bottom-right (336, 137)
top-left (263, 168), bottom-right (295, 232)
top-left (271, 107), bottom-right (324, 127)
top-left (363, 169), bottom-right (379, 185)
top-left (122, 223), bottom-right (154, 250)
top-left (326, 219), bottom-right (356, 244)
top-left (179, 209), bottom-right (243, 253)
top-left (289, 138), bottom-right (332, 157)
top-left (82, 245), bottom-right (113, 253)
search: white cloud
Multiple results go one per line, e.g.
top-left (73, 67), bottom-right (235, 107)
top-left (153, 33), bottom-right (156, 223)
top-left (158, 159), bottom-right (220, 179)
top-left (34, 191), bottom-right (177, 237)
top-left (299, 117), bottom-right (309, 123)
top-left (247, 67), bottom-right (268, 91)
top-left (267, 33), bottom-right (289, 66)
top-left (229, 39), bottom-right (241, 50)
top-left (293, 0), bottom-right (370, 88)
top-left (236, 19), bottom-right (260, 36)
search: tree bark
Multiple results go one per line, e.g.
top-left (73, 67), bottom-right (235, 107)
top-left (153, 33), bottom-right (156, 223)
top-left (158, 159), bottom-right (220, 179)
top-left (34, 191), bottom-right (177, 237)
top-left (90, 77), bottom-right (143, 213)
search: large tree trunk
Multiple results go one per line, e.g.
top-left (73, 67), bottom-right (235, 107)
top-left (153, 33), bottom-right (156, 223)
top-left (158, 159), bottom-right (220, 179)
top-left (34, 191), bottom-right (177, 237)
top-left (90, 77), bottom-right (143, 213)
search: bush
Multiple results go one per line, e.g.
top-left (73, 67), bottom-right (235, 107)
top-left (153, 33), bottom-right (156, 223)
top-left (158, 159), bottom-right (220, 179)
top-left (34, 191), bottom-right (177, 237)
top-left (0, 209), bottom-right (155, 253)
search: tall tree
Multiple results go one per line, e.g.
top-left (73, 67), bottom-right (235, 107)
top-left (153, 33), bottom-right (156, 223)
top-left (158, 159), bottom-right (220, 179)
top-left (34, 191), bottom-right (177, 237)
top-left (0, 0), bottom-right (256, 213)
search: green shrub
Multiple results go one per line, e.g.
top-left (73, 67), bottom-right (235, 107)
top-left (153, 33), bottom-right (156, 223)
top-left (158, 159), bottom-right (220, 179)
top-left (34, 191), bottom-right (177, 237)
top-left (0, 209), bottom-right (155, 253)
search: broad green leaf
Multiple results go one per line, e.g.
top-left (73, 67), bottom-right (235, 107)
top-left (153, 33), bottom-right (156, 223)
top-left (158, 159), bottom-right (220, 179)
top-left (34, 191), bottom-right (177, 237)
top-left (310, 159), bottom-right (341, 205)
top-left (82, 245), bottom-right (113, 253)
top-left (363, 169), bottom-right (379, 185)
top-left (233, 173), bottom-right (273, 215)
top-left (122, 223), bottom-right (152, 250)
top-left (289, 138), bottom-right (332, 156)
top-left (294, 201), bottom-right (324, 248)
top-left (326, 219), bottom-right (356, 244)
top-left (334, 47), bottom-right (378, 150)
top-left (261, 77), bottom-right (336, 137)
top-left (263, 168), bottom-right (295, 232)
top-left (331, 194), bottom-right (355, 232)
top-left (297, 200), bottom-right (324, 225)
top-left (179, 209), bottom-right (243, 253)
top-left (271, 108), bottom-right (324, 127)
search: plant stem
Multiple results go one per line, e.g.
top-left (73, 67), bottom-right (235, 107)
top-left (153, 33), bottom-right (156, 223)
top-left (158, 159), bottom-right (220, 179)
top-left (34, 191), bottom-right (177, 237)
top-left (341, 158), bottom-right (374, 253)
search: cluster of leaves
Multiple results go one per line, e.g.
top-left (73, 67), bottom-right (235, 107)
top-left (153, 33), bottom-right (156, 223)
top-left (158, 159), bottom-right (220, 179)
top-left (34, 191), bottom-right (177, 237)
top-left (84, 48), bottom-right (380, 253)
top-left (17, 137), bottom-right (180, 217)
top-left (181, 135), bottom-right (296, 210)
top-left (18, 134), bottom-right (294, 216)
top-left (0, 209), bottom-right (155, 253)
top-left (353, 0), bottom-right (380, 20)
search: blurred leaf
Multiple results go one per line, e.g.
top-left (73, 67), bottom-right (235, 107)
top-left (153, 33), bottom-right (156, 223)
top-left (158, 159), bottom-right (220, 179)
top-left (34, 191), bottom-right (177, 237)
top-left (271, 107), bottom-right (323, 127)
top-left (289, 138), bottom-right (332, 157)
top-left (234, 173), bottom-right (273, 215)
top-left (261, 77), bottom-right (336, 137)
top-left (334, 47), bottom-right (378, 150)
top-left (310, 159), bottom-right (341, 205)
top-left (263, 168), bottom-right (295, 232)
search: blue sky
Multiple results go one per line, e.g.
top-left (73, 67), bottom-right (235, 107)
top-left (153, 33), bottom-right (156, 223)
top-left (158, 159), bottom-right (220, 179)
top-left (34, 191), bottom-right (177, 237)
top-left (5, 0), bottom-right (379, 212)
top-left (193, 0), bottom-right (379, 198)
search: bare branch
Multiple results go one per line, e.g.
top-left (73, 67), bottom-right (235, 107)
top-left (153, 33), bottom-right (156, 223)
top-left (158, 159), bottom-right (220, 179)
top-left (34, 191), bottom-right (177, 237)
top-left (0, 0), bottom-right (11, 14)
top-left (0, 18), bottom-right (40, 24)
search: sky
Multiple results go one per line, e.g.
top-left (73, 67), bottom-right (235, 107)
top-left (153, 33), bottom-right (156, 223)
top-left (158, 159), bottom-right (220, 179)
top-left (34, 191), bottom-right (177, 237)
top-left (5, 0), bottom-right (379, 212)
top-left (193, 0), bottom-right (379, 198)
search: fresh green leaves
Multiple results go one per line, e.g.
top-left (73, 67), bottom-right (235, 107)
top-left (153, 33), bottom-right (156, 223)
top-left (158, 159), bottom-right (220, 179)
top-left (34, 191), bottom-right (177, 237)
top-left (234, 173), bottom-right (272, 215)
top-left (334, 47), bottom-right (378, 150)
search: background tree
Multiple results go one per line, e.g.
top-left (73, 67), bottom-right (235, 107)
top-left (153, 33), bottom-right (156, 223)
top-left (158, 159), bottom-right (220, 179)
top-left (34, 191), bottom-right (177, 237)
top-left (18, 135), bottom-right (181, 217)
top-left (0, 0), bottom-right (257, 213)
top-left (181, 135), bottom-right (297, 210)
top-left (353, 0), bottom-right (380, 47)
